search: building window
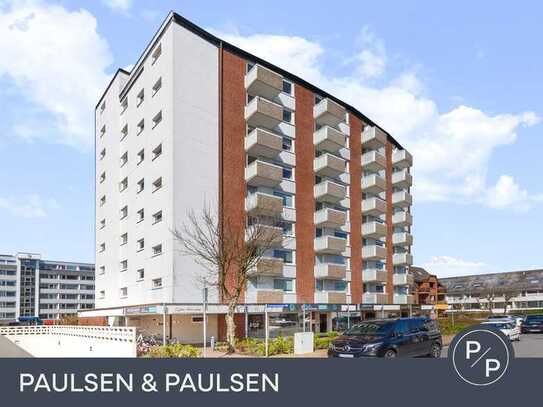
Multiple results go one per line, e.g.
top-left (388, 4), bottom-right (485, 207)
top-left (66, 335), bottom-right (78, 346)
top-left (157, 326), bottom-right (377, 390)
top-left (99, 290), bottom-right (105, 299)
top-left (315, 95), bottom-right (323, 105)
top-left (273, 278), bottom-right (294, 292)
top-left (151, 43), bottom-right (162, 64)
top-left (282, 110), bottom-right (292, 123)
top-left (99, 219), bottom-right (106, 229)
top-left (137, 208), bottom-right (144, 223)
top-left (120, 287), bottom-right (128, 298)
top-left (120, 260), bottom-right (128, 272)
top-left (246, 62), bottom-right (255, 73)
top-left (282, 137), bottom-right (292, 152)
top-left (152, 244), bottom-right (163, 257)
top-left (274, 249), bottom-right (293, 264)
top-left (152, 143), bottom-right (162, 160)
top-left (137, 88), bottom-right (144, 106)
top-left (100, 101), bottom-right (106, 114)
top-left (120, 98), bottom-right (128, 114)
top-left (191, 316), bottom-right (204, 324)
top-left (99, 148), bottom-right (106, 160)
top-left (120, 233), bottom-right (128, 246)
top-left (121, 124), bottom-right (128, 140)
top-left (100, 125), bottom-right (106, 137)
top-left (99, 171), bottom-right (106, 183)
top-left (120, 151), bottom-right (128, 167)
top-left (99, 243), bottom-right (105, 253)
top-left (98, 266), bottom-right (105, 275)
top-left (136, 178), bottom-right (144, 193)
top-left (152, 278), bottom-right (163, 289)
top-left (137, 149), bottom-right (144, 165)
top-left (152, 210), bottom-right (162, 224)
top-left (273, 191), bottom-right (293, 207)
top-left (152, 177), bottom-right (162, 192)
top-left (120, 205), bottom-right (128, 219)
top-left (152, 77), bottom-right (162, 96)
top-left (282, 167), bottom-right (293, 180)
top-left (282, 80), bottom-right (292, 95)
top-left (152, 111), bottom-right (162, 128)
top-left (137, 119), bottom-right (144, 135)
top-left (137, 268), bottom-right (144, 281)
top-left (119, 177), bottom-right (128, 192)
top-left (99, 195), bottom-right (106, 207)
top-left (137, 238), bottom-right (145, 252)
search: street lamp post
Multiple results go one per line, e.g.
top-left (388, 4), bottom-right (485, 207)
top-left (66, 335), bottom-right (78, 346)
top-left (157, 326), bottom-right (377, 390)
top-left (202, 286), bottom-right (208, 358)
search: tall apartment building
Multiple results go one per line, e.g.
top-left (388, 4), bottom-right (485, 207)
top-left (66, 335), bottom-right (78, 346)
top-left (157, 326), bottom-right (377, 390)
top-left (92, 12), bottom-right (414, 332)
top-left (0, 253), bottom-right (95, 324)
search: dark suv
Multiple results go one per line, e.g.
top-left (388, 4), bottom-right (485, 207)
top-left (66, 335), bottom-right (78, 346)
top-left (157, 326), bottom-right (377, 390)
top-left (328, 317), bottom-right (442, 358)
top-left (521, 315), bottom-right (543, 333)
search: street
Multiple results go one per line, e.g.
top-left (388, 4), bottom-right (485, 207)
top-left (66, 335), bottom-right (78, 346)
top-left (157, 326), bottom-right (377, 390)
top-left (442, 333), bottom-right (543, 358)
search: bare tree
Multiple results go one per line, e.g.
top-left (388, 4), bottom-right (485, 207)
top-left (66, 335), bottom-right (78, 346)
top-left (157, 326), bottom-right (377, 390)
top-left (173, 201), bottom-right (283, 353)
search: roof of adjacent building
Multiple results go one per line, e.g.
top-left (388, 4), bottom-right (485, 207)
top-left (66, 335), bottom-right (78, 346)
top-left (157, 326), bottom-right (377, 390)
top-left (441, 269), bottom-right (543, 294)
top-left (410, 266), bottom-right (437, 283)
top-left (96, 11), bottom-right (407, 151)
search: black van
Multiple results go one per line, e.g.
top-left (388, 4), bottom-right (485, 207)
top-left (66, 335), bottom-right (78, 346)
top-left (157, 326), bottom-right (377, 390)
top-left (328, 317), bottom-right (442, 358)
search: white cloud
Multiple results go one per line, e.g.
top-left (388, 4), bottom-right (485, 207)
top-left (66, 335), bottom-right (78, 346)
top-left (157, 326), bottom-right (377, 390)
top-left (216, 27), bottom-right (542, 210)
top-left (421, 256), bottom-right (488, 278)
top-left (0, 0), bottom-right (113, 149)
top-left (101, 0), bottom-right (132, 13)
top-left (0, 194), bottom-right (57, 218)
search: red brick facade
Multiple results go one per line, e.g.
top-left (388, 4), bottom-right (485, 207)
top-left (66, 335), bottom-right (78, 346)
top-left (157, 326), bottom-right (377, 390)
top-left (349, 114), bottom-right (363, 303)
top-left (385, 141), bottom-right (394, 303)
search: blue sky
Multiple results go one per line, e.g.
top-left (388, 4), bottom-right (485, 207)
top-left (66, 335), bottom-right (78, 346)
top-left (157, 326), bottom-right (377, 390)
top-left (0, 0), bottom-right (542, 277)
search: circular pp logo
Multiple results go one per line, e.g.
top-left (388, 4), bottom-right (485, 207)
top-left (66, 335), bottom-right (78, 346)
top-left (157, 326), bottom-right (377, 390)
top-left (449, 326), bottom-right (513, 386)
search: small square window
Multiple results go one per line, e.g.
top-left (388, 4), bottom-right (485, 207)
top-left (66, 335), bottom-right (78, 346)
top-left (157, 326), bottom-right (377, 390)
top-left (315, 95), bottom-right (323, 105)
top-left (152, 278), bottom-right (163, 289)
top-left (120, 287), bottom-right (128, 298)
top-left (99, 171), bottom-right (106, 183)
top-left (99, 266), bottom-right (105, 275)
top-left (99, 195), bottom-right (106, 207)
top-left (100, 101), bottom-right (106, 114)
top-left (137, 149), bottom-right (144, 165)
top-left (152, 143), bottom-right (162, 160)
top-left (246, 62), bottom-right (255, 73)
top-left (152, 77), bottom-right (162, 96)
top-left (152, 210), bottom-right (162, 224)
top-left (282, 138), bottom-right (292, 151)
top-left (152, 111), bottom-right (162, 128)
top-left (152, 244), bottom-right (163, 257)
top-left (282, 110), bottom-right (292, 123)
top-left (137, 208), bottom-right (144, 223)
top-left (121, 124), bottom-right (128, 140)
top-left (137, 119), bottom-right (144, 135)
top-left (120, 98), bottom-right (128, 114)
top-left (99, 148), bottom-right (106, 160)
top-left (119, 177), bottom-right (128, 192)
top-left (99, 243), bottom-right (106, 253)
top-left (120, 205), bottom-right (128, 219)
top-left (120, 233), bottom-right (128, 246)
top-left (137, 89), bottom-right (144, 106)
top-left (151, 44), bottom-right (162, 64)
top-left (282, 167), bottom-right (293, 180)
top-left (120, 260), bottom-right (127, 272)
top-left (282, 80), bottom-right (292, 95)
top-left (99, 290), bottom-right (105, 299)
top-left (99, 219), bottom-right (106, 229)
top-left (137, 268), bottom-right (144, 281)
top-left (137, 178), bottom-right (144, 193)
top-left (137, 238), bottom-right (145, 252)
top-left (120, 151), bottom-right (128, 167)
top-left (152, 177), bottom-right (162, 192)
top-left (100, 125), bottom-right (106, 137)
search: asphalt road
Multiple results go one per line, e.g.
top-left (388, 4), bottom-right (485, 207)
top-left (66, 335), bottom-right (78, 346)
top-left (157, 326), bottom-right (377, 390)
top-left (442, 333), bottom-right (543, 358)
top-left (0, 335), bottom-right (32, 357)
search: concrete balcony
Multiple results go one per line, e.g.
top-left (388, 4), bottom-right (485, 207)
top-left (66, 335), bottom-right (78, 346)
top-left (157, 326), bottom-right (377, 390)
top-left (314, 180), bottom-right (346, 203)
top-left (314, 263), bottom-right (347, 279)
top-left (393, 273), bottom-right (414, 286)
top-left (392, 232), bottom-right (413, 246)
top-left (246, 192), bottom-right (283, 217)
top-left (313, 98), bottom-right (345, 127)
top-left (362, 269), bottom-right (387, 283)
top-left (362, 245), bottom-right (387, 260)
top-left (392, 211), bottom-right (412, 227)
top-left (361, 151), bottom-right (386, 172)
top-left (255, 257), bottom-right (284, 277)
top-left (361, 197), bottom-right (386, 215)
top-left (361, 126), bottom-right (386, 149)
top-left (245, 128), bottom-right (283, 158)
top-left (247, 225), bottom-right (283, 248)
top-left (394, 294), bottom-right (415, 305)
top-left (245, 159), bottom-right (283, 187)
top-left (391, 169), bottom-right (412, 189)
top-left (361, 174), bottom-right (386, 194)
top-left (315, 291), bottom-right (347, 304)
top-left (313, 126), bottom-right (346, 153)
top-left (245, 64), bottom-right (283, 100)
top-left (361, 221), bottom-right (387, 238)
top-left (314, 153), bottom-right (345, 177)
top-left (314, 207), bottom-right (346, 228)
top-left (314, 235), bottom-right (346, 254)
top-left (392, 191), bottom-right (413, 208)
top-left (255, 290), bottom-right (285, 304)
top-left (245, 96), bottom-right (283, 129)
top-left (393, 253), bottom-right (413, 266)
top-left (392, 149), bottom-right (413, 169)
top-left (362, 293), bottom-right (388, 304)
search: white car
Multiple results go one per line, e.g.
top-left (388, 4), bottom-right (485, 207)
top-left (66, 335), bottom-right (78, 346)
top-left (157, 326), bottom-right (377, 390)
top-left (482, 321), bottom-right (521, 341)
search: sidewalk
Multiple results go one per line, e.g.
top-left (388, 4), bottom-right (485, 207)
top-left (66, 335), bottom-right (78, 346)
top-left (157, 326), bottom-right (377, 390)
top-left (0, 336), bottom-right (33, 358)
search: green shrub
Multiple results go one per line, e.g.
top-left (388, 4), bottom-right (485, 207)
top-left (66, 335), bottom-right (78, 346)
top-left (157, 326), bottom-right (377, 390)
top-left (236, 336), bottom-right (293, 356)
top-left (267, 336), bottom-right (294, 356)
top-left (146, 343), bottom-right (201, 358)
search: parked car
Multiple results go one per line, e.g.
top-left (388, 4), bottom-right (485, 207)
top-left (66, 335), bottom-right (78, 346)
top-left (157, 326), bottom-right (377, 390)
top-left (328, 317), bottom-right (442, 358)
top-left (482, 321), bottom-right (520, 341)
top-left (521, 315), bottom-right (543, 333)
top-left (486, 316), bottom-right (522, 328)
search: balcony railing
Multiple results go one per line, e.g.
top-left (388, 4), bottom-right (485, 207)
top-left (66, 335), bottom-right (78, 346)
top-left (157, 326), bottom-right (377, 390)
top-left (362, 292), bottom-right (388, 304)
top-left (392, 149), bottom-right (413, 169)
top-left (393, 294), bottom-right (415, 305)
top-left (244, 64), bottom-right (283, 100)
top-left (255, 257), bottom-right (284, 277)
top-left (253, 290), bottom-right (285, 304)
top-left (361, 174), bottom-right (386, 194)
top-left (314, 263), bottom-right (347, 279)
top-left (392, 191), bottom-right (412, 207)
top-left (314, 291), bottom-right (347, 304)
top-left (393, 253), bottom-right (413, 266)
top-left (244, 128), bottom-right (283, 158)
top-left (392, 232), bottom-right (413, 246)
top-left (245, 96), bottom-right (283, 129)
top-left (361, 221), bottom-right (387, 238)
top-left (314, 180), bottom-right (346, 203)
top-left (245, 159), bottom-right (283, 187)
top-left (362, 269), bottom-right (387, 283)
top-left (313, 98), bottom-right (345, 127)
top-left (361, 151), bottom-right (386, 171)
top-left (314, 235), bottom-right (346, 254)
top-left (362, 245), bottom-right (386, 260)
top-left (391, 169), bottom-right (412, 189)
top-left (313, 125), bottom-right (346, 153)
top-left (245, 192), bottom-right (283, 217)
top-left (361, 126), bottom-right (386, 149)
top-left (361, 197), bottom-right (386, 215)
top-left (392, 211), bottom-right (412, 226)
top-left (314, 153), bottom-right (345, 177)
top-left (393, 273), bottom-right (414, 286)
top-left (247, 225), bottom-right (283, 248)
top-left (314, 207), bottom-right (346, 228)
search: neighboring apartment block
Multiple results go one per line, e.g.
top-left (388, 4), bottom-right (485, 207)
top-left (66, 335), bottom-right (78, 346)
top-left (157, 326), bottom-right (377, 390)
top-left (93, 12), bottom-right (414, 317)
top-left (0, 253), bottom-right (95, 324)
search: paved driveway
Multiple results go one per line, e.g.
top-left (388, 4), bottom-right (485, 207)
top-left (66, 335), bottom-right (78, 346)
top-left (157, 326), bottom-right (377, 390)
top-left (0, 335), bottom-right (32, 357)
top-left (442, 333), bottom-right (543, 358)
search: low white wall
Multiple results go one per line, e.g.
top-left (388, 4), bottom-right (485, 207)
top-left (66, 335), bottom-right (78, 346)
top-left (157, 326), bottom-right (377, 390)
top-left (0, 326), bottom-right (136, 358)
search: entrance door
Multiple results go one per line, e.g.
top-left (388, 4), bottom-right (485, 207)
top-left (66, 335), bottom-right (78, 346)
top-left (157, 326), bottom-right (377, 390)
top-left (319, 313), bottom-right (328, 333)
